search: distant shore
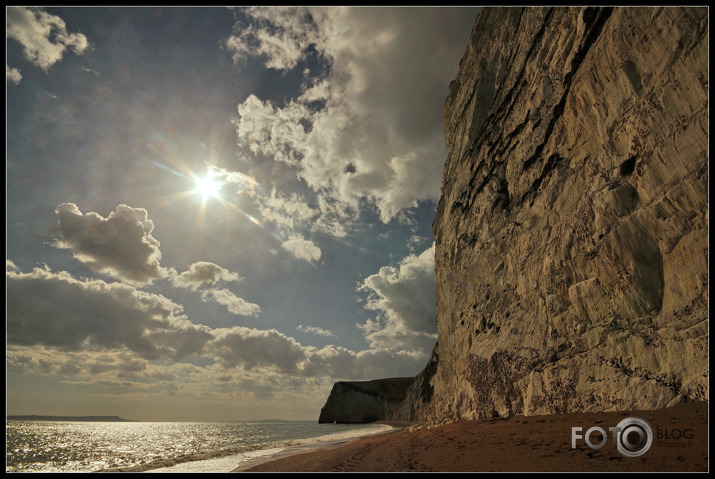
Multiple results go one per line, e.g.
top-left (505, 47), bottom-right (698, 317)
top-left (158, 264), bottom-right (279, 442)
top-left (7, 415), bottom-right (135, 422)
top-left (235, 402), bottom-right (708, 472)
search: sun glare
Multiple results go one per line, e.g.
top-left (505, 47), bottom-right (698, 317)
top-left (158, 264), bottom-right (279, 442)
top-left (194, 176), bottom-right (222, 199)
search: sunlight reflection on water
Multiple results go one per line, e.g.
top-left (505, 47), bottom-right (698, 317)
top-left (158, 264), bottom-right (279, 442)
top-left (6, 420), bottom-right (391, 472)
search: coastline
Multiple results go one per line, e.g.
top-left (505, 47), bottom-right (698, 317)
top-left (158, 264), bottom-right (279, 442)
top-left (6, 415), bottom-right (134, 422)
top-left (231, 422), bottom-right (405, 472)
top-left (235, 402), bottom-right (708, 472)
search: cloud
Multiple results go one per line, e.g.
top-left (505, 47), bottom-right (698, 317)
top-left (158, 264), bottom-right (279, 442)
top-left (6, 259), bottom-right (429, 402)
top-left (408, 234), bottom-right (429, 250)
top-left (298, 344), bottom-right (428, 381)
top-left (213, 163), bottom-right (353, 239)
top-left (229, 7), bottom-right (477, 224)
top-left (7, 345), bottom-right (149, 378)
top-left (226, 7), bottom-right (326, 70)
top-left (296, 324), bottom-right (336, 337)
top-left (357, 243), bottom-right (437, 351)
top-left (52, 203), bottom-right (166, 286)
top-left (6, 65), bottom-right (22, 85)
top-left (6, 264), bottom-right (212, 361)
top-left (208, 165), bottom-right (261, 193)
top-left (5, 343), bottom-right (376, 421)
top-left (207, 326), bottom-right (310, 372)
top-left (235, 93), bottom-right (310, 168)
top-left (200, 288), bottom-right (262, 317)
top-left (170, 261), bottom-right (242, 290)
top-left (6, 7), bottom-right (90, 71)
top-left (281, 234), bottom-right (322, 263)
top-left (257, 189), bottom-right (320, 230)
top-left (200, 165), bottom-right (350, 257)
top-left (207, 326), bottom-right (424, 381)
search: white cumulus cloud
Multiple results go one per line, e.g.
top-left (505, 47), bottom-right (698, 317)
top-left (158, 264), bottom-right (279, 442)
top-left (6, 64), bottom-right (22, 84)
top-left (6, 7), bottom-right (90, 71)
top-left (226, 7), bottom-right (327, 71)
top-left (296, 324), bottom-right (336, 337)
top-left (257, 189), bottom-right (320, 230)
top-left (229, 7), bottom-right (477, 224)
top-left (281, 234), bottom-right (322, 263)
top-left (357, 243), bottom-right (437, 352)
top-left (53, 203), bottom-right (167, 286)
top-left (170, 261), bottom-right (242, 290)
top-left (201, 288), bottom-right (262, 317)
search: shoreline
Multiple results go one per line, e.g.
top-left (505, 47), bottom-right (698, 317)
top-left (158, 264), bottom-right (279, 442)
top-left (235, 402), bottom-right (708, 472)
top-left (231, 423), bottom-right (404, 472)
top-left (229, 421), bottom-right (406, 472)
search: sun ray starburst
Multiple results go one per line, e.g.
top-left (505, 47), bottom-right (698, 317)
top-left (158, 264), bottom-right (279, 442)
top-left (193, 176), bottom-right (222, 199)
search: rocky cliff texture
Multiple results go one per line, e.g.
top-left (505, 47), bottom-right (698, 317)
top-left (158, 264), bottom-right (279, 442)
top-left (318, 378), bottom-right (414, 423)
top-left (426, 6), bottom-right (708, 422)
top-left (319, 6), bottom-right (708, 426)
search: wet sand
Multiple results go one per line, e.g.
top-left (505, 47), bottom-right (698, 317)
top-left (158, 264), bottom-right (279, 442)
top-left (235, 402), bottom-right (708, 472)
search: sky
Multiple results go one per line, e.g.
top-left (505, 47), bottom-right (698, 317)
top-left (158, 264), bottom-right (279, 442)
top-left (6, 6), bottom-right (481, 421)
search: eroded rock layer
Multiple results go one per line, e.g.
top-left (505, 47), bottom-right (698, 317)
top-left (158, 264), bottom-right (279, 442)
top-left (426, 6), bottom-right (708, 422)
top-left (318, 378), bottom-right (414, 423)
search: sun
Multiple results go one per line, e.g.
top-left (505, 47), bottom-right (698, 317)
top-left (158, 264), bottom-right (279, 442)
top-left (194, 176), bottom-right (222, 199)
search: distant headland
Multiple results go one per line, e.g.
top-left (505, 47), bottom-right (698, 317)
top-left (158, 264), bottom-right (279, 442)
top-left (7, 415), bottom-right (135, 422)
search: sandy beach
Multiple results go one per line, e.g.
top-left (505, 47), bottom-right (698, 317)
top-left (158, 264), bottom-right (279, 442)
top-left (235, 402), bottom-right (708, 472)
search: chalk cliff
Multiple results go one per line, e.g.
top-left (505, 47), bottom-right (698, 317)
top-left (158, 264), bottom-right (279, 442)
top-left (318, 378), bottom-right (414, 423)
top-left (319, 6), bottom-right (708, 425)
top-left (426, 6), bottom-right (708, 422)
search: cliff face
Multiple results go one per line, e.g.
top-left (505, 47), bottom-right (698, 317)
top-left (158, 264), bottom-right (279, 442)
top-left (318, 7), bottom-right (707, 426)
top-left (426, 6), bottom-right (708, 422)
top-left (318, 378), bottom-right (414, 423)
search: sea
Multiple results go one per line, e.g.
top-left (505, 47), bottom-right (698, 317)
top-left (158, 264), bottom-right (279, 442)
top-left (5, 419), bottom-right (395, 473)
